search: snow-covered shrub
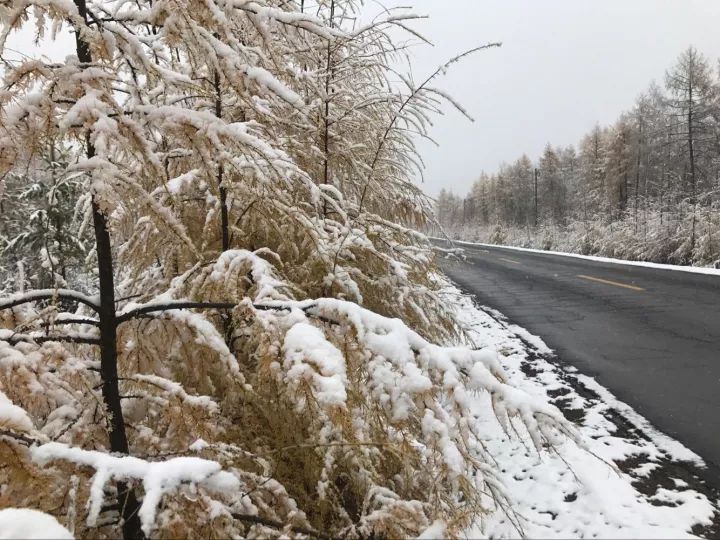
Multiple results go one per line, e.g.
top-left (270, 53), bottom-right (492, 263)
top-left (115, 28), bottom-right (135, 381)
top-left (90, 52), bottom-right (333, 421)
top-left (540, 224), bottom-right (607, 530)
top-left (488, 224), bottom-right (507, 245)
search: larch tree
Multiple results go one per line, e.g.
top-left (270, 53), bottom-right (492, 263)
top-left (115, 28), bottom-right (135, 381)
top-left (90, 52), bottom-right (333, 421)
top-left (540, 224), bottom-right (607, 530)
top-left (603, 116), bottom-right (634, 220)
top-left (538, 144), bottom-right (565, 226)
top-left (630, 93), bottom-right (650, 232)
top-left (578, 124), bottom-right (608, 222)
top-left (513, 154), bottom-right (536, 227)
top-left (665, 46), bottom-right (717, 251)
top-left (0, 1), bottom-right (577, 539)
top-left (557, 146), bottom-right (579, 222)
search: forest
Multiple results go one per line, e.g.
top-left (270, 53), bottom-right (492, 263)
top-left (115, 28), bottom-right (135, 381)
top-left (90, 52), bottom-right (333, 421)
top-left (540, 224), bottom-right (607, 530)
top-left (0, 1), bottom-right (581, 539)
top-left (436, 46), bottom-right (720, 266)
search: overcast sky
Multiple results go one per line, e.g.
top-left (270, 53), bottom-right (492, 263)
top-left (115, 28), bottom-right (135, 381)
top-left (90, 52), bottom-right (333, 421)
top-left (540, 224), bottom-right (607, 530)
top-left (388, 0), bottom-right (720, 197)
top-left (5, 1), bottom-right (720, 199)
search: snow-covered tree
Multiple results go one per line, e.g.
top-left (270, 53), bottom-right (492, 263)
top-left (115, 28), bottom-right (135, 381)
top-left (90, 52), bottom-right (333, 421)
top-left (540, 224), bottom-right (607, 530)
top-left (603, 116), bottom-right (634, 219)
top-left (665, 47), bottom-right (718, 250)
top-left (440, 46), bottom-right (720, 267)
top-left (538, 144), bottom-right (566, 226)
top-left (0, 1), bottom-right (575, 539)
top-left (0, 144), bottom-right (88, 293)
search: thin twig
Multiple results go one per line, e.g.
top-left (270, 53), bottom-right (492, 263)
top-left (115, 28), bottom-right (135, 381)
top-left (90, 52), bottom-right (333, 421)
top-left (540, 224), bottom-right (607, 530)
top-left (231, 513), bottom-right (332, 540)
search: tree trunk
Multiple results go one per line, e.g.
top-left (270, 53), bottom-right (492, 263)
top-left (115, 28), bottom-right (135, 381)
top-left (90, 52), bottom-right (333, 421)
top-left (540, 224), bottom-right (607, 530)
top-left (214, 70), bottom-right (229, 252)
top-left (634, 123), bottom-right (642, 233)
top-left (322, 0), bottom-right (335, 217)
top-left (688, 76), bottom-right (696, 252)
top-left (533, 168), bottom-right (538, 228)
top-left (72, 2), bottom-right (144, 538)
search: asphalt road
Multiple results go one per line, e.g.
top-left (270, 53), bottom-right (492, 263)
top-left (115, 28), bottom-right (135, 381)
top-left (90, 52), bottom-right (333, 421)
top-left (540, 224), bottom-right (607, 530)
top-left (440, 241), bottom-right (720, 483)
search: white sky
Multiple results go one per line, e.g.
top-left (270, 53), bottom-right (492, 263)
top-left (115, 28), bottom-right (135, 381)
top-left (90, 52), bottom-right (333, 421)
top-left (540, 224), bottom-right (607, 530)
top-left (5, 1), bottom-right (720, 199)
top-left (392, 0), bottom-right (720, 197)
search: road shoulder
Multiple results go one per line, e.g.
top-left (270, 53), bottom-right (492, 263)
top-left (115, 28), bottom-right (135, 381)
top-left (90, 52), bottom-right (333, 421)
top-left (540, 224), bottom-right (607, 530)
top-left (446, 283), bottom-right (720, 539)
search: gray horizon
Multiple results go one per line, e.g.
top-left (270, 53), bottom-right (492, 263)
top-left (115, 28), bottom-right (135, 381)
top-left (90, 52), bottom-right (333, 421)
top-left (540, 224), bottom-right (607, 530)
top-left (392, 0), bottom-right (720, 198)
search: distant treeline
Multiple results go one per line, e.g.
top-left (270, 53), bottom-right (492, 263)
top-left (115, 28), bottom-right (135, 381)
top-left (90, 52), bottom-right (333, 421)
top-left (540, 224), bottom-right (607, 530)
top-left (437, 47), bottom-right (720, 266)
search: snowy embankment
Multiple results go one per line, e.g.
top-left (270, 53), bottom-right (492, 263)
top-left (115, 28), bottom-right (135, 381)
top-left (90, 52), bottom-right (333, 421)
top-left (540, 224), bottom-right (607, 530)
top-left (441, 238), bottom-right (720, 276)
top-left (455, 239), bottom-right (720, 275)
top-left (446, 285), bottom-right (719, 539)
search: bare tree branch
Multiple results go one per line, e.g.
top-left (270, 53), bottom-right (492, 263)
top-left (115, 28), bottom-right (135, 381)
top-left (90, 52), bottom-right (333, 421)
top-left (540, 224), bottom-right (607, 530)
top-left (0, 332), bottom-right (101, 346)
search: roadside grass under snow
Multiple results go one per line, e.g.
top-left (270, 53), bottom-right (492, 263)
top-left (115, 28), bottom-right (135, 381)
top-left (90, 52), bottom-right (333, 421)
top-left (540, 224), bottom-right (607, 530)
top-left (446, 285), bottom-right (719, 539)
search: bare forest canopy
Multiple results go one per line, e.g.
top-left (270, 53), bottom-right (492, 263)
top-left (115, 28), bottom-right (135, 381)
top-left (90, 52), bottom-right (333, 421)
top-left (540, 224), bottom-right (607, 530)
top-left (437, 47), bottom-right (720, 266)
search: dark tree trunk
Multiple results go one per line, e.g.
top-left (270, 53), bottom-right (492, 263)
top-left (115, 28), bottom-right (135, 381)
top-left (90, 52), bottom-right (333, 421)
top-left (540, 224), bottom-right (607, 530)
top-left (688, 80), bottom-right (697, 252)
top-left (72, 1), bottom-right (144, 538)
top-left (322, 0), bottom-right (335, 218)
top-left (634, 123), bottom-right (642, 232)
top-left (214, 70), bottom-right (230, 252)
top-left (533, 168), bottom-right (538, 228)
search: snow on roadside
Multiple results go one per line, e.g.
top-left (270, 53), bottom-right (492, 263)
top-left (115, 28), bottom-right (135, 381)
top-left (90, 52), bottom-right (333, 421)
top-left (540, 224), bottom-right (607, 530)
top-left (443, 285), bottom-right (719, 539)
top-left (441, 238), bottom-right (720, 276)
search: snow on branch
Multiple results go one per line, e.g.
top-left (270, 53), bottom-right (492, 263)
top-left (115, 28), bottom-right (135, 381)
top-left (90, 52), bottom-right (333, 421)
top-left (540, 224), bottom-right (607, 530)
top-left (116, 300), bottom-right (238, 323)
top-left (157, 309), bottom-right (243, 378)
top-left (281, 322), bottom-right (347, 409)
top-left (207, 249), bottom-right (291, 302)
top-left (302, 297), bottom-right (575, 438)
top-left (231, 1), bottom-right (345, 39)
top-left (0, 289), bottom-right (100, 312)
top-left (0, 330), bottom-right (101, 346)
top-left (0, 389), bottom-right (34, 435)
top-left (115, 288), bottom-right (576, 458)
top-left (130, 374), bottom-right (219, 413)
top-left (351, 13), bottom-right (430, 42)
top-left (250, 295), bottom-right (582, 491)
top-left (31, 442), bottom-right (241, 536)
top-left (116, 250), bottom-right (292, 322)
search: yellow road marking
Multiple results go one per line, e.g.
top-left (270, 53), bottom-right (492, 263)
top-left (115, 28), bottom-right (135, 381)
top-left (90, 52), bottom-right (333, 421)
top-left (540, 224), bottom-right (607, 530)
top-left (498, 257), bottom-right (521, 265)
top-left (577, 274), bottom-right (644, 292)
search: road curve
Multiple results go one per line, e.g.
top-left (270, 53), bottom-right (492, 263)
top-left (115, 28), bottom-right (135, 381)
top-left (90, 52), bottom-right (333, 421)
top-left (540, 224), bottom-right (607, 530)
top-left (439, 241), bottom-right (720, 484)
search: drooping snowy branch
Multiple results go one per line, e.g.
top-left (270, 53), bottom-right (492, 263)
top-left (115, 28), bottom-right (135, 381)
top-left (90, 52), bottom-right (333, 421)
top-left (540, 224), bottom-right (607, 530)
top-left (0, 329), bottom-right (101, 346)
top-left (0, 388), bottom-right (34, 434)
top-left (31, 442), bottom-right (241, 536)
top-left (0, 289), bottom-right (99, 312)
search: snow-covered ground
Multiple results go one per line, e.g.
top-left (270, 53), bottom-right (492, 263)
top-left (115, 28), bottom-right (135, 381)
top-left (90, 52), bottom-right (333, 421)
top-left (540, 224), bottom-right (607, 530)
top-left (445, 285), bottom-right (720, 539)
top-left (0, 508), bottom-right (73, 539)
